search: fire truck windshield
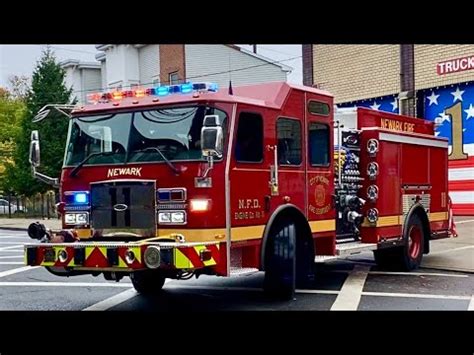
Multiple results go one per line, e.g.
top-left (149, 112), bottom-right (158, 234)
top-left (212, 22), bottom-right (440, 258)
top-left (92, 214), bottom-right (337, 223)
top-left (64, 105), bottom-right (228, 168)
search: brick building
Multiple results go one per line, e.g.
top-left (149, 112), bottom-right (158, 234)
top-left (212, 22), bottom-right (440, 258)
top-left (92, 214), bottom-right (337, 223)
top-left (302, 44), bottom-right (474, 214)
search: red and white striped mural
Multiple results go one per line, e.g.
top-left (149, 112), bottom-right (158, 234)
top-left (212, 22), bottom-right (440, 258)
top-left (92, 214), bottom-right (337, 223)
top-left (449, 155), bottom-right (474, 215)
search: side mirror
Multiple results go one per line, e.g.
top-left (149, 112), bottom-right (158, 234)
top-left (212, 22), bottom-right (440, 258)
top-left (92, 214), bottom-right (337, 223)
top-left (29, 130), bottom-right (40, 167)
top-left (201, 115), bottom-right (223, 158)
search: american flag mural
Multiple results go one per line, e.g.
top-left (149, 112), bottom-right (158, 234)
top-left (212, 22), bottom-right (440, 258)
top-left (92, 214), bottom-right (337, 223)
top-left (337, 83), bottom-right (474, 215)
top-left (423, 82), bottom-right (474, 215)
top-left (337, 94), bottom-right (400, 114)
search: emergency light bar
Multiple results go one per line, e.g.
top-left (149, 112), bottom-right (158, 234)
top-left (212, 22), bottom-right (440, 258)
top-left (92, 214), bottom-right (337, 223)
top-left (86, 82), bottom-right (219, 104)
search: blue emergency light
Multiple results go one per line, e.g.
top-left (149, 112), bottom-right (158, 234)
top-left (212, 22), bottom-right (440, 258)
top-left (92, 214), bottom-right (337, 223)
top-left (150, 82), bottom-right (218, 96)
top-left (87, 82), bottom-right (219, 104)
top-left (73, 192), bottom-right (89, 204)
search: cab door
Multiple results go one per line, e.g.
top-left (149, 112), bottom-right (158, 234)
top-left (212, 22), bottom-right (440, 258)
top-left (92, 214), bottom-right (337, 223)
top-left (229, 108), bottom-right (270, 243)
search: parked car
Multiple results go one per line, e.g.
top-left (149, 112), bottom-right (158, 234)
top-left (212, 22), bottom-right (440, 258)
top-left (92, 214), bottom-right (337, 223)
top-left (0, 199), bottom-right (26, 214)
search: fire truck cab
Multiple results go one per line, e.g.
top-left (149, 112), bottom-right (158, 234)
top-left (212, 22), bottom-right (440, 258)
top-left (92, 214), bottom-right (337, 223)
top-left (25, 81), bottom-right (453, 299)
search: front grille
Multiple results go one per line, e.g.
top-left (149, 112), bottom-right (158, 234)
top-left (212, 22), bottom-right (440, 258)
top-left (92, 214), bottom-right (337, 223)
top-left (90, 180), bottom-right (156, 237)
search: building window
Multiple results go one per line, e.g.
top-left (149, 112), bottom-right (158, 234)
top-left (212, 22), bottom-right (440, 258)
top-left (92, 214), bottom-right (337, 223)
top-left (169, 72), bottom-right (180, 85)
top-left (308, 100), bottom-right (330, 116)
top-left (277, 118), bottom-right (301, 165)
top-left (235, 112), bottom-right (263, 163)
top-left (309, 122), bottom-right (330, 166)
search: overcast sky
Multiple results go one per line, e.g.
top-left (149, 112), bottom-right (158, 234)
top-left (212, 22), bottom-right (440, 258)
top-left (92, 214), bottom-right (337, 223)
top-left (0, 45), bottom-right (302, 88)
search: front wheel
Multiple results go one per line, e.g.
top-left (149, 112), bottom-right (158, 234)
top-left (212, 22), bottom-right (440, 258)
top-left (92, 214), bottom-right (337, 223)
top-left (374, 212), bottom-right (425, 271)
top-left (130, 270), bottom-right (166, 295)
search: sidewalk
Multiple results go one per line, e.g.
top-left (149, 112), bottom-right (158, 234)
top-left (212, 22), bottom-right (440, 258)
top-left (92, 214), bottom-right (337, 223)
top-left (0, 217), bottom-right (61, 231)
top-left (0, 216), bottom-right (472, 272)
top-left (421, 216), bottom-right (473, 273)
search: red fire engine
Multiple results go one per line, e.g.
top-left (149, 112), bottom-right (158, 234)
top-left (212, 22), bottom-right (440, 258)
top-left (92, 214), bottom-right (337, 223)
top-left (24, 81), bottom-right (455, 299)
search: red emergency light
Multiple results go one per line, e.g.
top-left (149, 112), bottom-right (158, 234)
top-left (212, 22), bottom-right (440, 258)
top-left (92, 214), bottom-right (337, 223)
top-left (86, 82), bottom-right (218, 104)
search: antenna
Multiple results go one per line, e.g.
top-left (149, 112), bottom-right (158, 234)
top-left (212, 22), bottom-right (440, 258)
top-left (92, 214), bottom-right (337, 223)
top-left (228, 52), bottom-right (233, 95)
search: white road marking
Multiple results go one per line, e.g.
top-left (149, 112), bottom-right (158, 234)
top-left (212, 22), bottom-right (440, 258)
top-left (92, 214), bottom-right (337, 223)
top-left (0, 266), bottom-right (39, 278)
top-left (454, 219), bottom-right (474, 224)
top-left (0, 245), bottom-right (24, 251)
top-left (0, 255), bottom-right (23, 259)
top-left (0, 262), bottom-right (24, 265)
top-left (0, 236), bottom-right (29, 239)
top-left (83, 288), bottom-right (138, 311)
top-left (329, 269), bottom-right (468, 278)
top-left (429, 245), bottom-right (474, 255)
top-left (0, 282), bottom-right (132, 287)
top-left (0, 242), bottom-right (29, 245)
top-left (330, 265), bottom-right (371, 311)
top-left (296, 289), bottom-right (339, 295)
top-left (468, 295), bottom-right (474, 311)
top-left (362, 291), bottom-right (471, 301)
top-left (369, 271), bottom-right (468, 278)
top-left (0, 279), bottom-right (470, 307)
top-left (83, 279), bottom-right (171, 311)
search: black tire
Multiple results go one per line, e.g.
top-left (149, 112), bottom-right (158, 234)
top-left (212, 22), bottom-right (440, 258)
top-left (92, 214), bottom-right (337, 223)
top-left (374, 213), bottom-right (425, 271)
top-left (130, 270), bottom-right (166, 295)
top-left (264, 219), bottom-right (296, 300)
top-left (295, 228), bottom-right (315, 288)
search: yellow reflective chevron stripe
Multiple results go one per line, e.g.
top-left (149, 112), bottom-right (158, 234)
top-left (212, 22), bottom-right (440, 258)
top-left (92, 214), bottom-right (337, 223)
top-left (173, 244), bottom-right (220, 269)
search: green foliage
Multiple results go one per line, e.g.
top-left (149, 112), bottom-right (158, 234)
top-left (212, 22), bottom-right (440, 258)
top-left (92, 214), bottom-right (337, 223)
top-left (0, 88), bottom-right (26, 193)
top-left (4, 47), bottom-right (74, 195)
top-left (0, 89), bottom-right (25, 143)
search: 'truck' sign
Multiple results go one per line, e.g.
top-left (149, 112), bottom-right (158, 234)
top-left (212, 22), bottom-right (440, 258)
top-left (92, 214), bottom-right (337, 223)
top-left (437, 55), bottom-right (474, 75)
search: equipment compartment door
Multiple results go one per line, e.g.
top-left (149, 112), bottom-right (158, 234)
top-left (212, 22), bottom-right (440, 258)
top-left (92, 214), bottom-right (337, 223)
top-left (305, 99), bottom-right (336, 235)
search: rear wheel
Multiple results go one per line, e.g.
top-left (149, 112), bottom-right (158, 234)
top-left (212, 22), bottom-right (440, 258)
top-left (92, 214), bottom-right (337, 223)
top-left (130, 270), bottom-right (166, 294)
top-left (264, 219), bottom-right (296, 300)
top-left (374, 213), bottom-right (425, 271)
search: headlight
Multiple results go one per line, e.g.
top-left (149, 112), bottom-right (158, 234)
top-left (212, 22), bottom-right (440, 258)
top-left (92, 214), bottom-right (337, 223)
top-left (158, 212), bottom-right (171, 223)
top-left (367, 139), bottom-right (379, 155)
top-left (367, 208), bottom-right (379, 224)
top-left (158, 211), bottom-right (186, 224)
top-left (76, 213), bottom-right (88, 224)
top-left (65, 213), bottom-right (76, 224)
top-left (367, 185), bottom-right (379, 201)
top-left (367, 162), bottom-right (379, 180)
top-left (171, 211), bottom-right (185, 223)
top-left (64, 212), bottom-right (89, 225)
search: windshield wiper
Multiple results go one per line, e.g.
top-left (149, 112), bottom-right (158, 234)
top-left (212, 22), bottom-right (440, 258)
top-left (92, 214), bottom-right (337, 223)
top-left (131, 147), bottom-right (181, 174)
top-left (69, 151), bottom-right (116, 177)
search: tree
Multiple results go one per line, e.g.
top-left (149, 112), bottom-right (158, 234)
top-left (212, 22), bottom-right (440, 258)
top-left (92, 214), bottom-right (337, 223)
top-left (8, 75), bottom-right (30, 100)
top-left (4, 47), bottom-right (74, 195)
top-left (0, 88), bottom-right (26, 191)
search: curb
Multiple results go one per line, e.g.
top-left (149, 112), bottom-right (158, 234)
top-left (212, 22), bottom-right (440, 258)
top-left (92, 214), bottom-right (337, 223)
top-left (0, 226), bottom-right (28, 231)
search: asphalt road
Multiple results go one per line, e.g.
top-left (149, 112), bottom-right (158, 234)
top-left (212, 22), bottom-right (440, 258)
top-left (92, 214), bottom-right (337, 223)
top-left (0, 229), bottom-right (472, 311)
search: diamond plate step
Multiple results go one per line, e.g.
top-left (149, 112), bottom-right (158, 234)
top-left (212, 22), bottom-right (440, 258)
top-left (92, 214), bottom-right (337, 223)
top-left (314, 255), bottom-right (338, 263)
top-left (336, 242), bottom-right (377, 257)
top-left (230, 267), bottom-right (259, 276)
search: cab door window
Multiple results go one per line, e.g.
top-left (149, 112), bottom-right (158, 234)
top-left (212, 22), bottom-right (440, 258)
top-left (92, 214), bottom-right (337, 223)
top-left (309, 122), bottom-right (330, 166)
top-left (235, 112), bottom-right (263, 163)
top-left (277, 118), bottom-right (302, 165)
